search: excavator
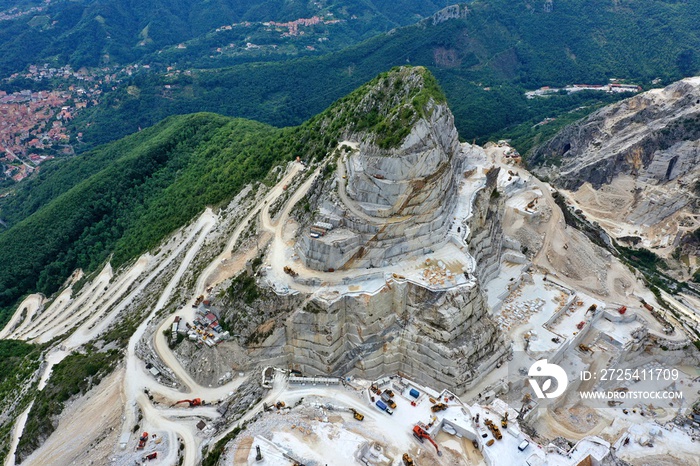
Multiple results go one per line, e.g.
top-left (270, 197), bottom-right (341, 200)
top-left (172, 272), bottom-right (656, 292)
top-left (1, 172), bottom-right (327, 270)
top-left (412, 425), bottom-right (443, 456)
top-left (349, 408), bottom-right (364, 421)
top-left (172, 398), bottom-right (203, 407)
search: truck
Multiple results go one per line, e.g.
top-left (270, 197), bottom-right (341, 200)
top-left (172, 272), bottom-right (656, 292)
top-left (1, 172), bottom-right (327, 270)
top-left (381, 392), bottom-right (397, 409)
top-left (137, 432), bottom-right (149, 450)
top-left (375, 400), bottom-right (393, 415)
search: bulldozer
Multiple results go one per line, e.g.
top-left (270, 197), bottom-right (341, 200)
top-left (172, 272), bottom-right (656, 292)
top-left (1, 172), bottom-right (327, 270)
top-left (412, 425), bottom-right (442, 456)
top-left (172, 398), bottom-right (202, 407)
top-left (349, 408), bottom-right (364, 421)
top-left (402, 453), bottom-right (414, 465)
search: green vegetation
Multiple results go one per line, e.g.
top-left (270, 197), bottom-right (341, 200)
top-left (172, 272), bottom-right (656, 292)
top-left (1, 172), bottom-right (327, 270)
top-left (328, 66), bottom-right (445, 149)
top-left (228, 272), bottom-right (261, 305)
top-left (692, 269), bottom-right (700, 284)
top-left (0, 340), bottom-right (42, 459)
top-left (69, 0), bottom-right (700, 154)
top-left (0, 0), bottom-right (441, 79)
top-left (1, 63), bottom-right (411, 326)
top-left (0, 113), bottom-right (288, 324)
top-left (202, 425), bottom-right (244, 466)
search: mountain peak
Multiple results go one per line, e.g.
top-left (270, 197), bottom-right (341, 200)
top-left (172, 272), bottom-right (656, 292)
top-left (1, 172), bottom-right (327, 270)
top-left (328, 66), bottom-right (448, 149)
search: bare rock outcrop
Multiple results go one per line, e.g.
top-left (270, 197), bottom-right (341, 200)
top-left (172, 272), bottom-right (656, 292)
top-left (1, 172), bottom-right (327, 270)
top-left (222, 67), bottom-right (508, 395)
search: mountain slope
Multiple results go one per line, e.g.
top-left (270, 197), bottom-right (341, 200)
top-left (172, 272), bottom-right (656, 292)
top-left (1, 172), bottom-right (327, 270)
top-left (532, 77), bottom-right (700, 281)
top-left (0, 0), bottom-right (441, 78)
top-left (70, 0), bottom-right (700, 150)
top-left (0, 114), bottom-right (284, 319)
top-left (0, 66), bottom-right (447, 326)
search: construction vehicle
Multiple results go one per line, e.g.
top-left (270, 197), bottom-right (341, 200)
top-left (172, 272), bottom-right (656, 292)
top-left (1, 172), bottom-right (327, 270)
top-left (381, 392), bottom-right (397, 409)
top-left (579, 344), bottom-right (592, 353)
top-left (384, 389), bottom-right (394, 397)
top-left (137, 432), bottom-right (149, 450)
top-left (283, 266), bottom-right (298, 277)
top-left (172, 398), bottom-right (202, 407)
top-left (618, 306), bottom-right (627, 314)
top-left (501, 412), bottom-right (508, 429)
top-left (375, 399), bottom-right (393, 415)
top-left (194, 295), bottom-right (204, 306)
top-left (412, 425), bottom-right (442, 456)
top-left (576, 321), bottom-right (585, 330)
top-left (275, 401), bottom-right (286, 409)
top-left (402, 453), bottom-right (414, 465)
top-left (431, 403), bottom-right (448, 412)
top-left (484, 419), bottom-right (503, 440)
top-left (587, 304), bottom-right (597, 313)
top-left (144, 452), bottom-right (158, 461)
top-left (429, 397), bottom-right (437, 404)
top-left (349, 408), bottom-right (364, 421)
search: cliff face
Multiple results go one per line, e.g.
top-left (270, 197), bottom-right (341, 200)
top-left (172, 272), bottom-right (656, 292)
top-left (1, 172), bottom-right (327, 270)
top-left (277, 278), bottom-right (505, 394)
top-left (222, 67), bottom-right (508, 394)
top-left (531, 77), bottom-right (700, 264)
top-left (532, 77), bottom-right (700, 190)
top-left (298, 67), bottom-right (464, 271)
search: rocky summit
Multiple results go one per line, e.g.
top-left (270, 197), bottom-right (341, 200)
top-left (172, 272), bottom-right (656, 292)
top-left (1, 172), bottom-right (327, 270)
top-left (228, 67), bottom-right (509, 393)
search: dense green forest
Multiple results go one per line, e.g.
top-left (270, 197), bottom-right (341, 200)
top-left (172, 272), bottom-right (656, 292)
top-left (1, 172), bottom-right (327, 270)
top-left (0, 66), bottom-right (436, 326)
top-left (0, 114), bottom-right (282, 323)
top-left (0, 0), bottom-right (441, 79)
top-left (69, 0), bottom-right (700, 151)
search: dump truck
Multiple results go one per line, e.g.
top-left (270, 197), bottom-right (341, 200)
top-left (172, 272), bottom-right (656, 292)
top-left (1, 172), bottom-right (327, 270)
top-left (402, 453), bottom-right (414, 465)
top-left (349, 408), bottom-right (364, 421)
top-left (412, 425), bottom-right (442, 456)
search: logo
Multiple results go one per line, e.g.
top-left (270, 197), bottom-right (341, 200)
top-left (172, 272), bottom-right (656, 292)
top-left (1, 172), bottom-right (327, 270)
top-left (528, 359), bottom-right (568, 399)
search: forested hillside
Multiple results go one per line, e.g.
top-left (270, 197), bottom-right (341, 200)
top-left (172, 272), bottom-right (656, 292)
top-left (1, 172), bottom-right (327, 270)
top-left (70, 0), bottom-right (700, 151)
top-left (0, 0), bottom-right (441, 79)
top-left (0, 66), bottom-right (431, 325)
top-left (0, 113), bottom-right (286, 322)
